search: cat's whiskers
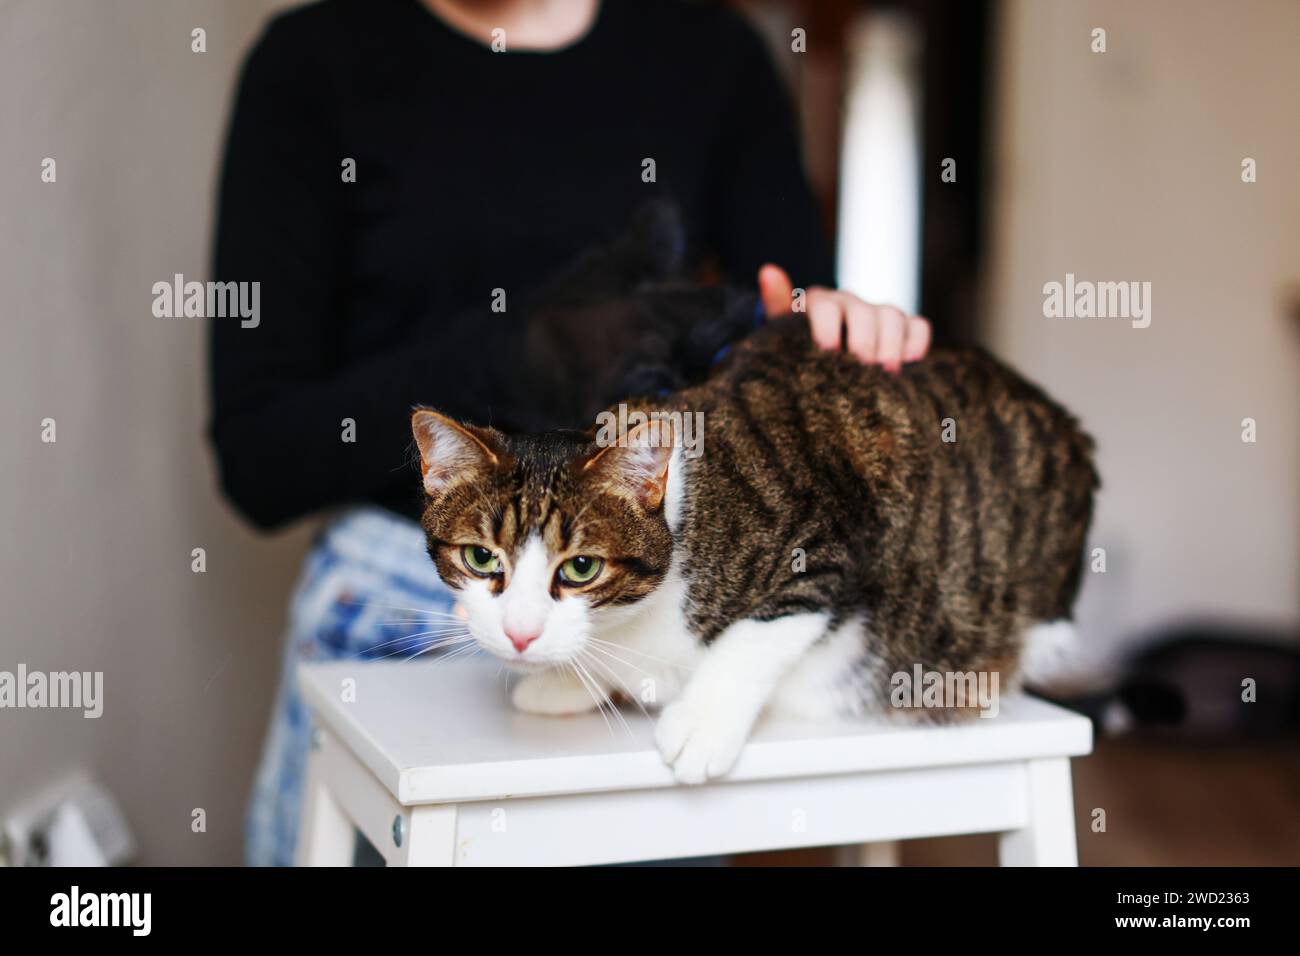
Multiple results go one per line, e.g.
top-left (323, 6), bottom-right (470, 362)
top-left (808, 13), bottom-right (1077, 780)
top-left (583, 642), bottom-right (658, 691)
top-left (409, 632), bottom-right (483, 664)
top-left (373, 632), bottom-right (476, 663)
top-left (413, 639), bottom-right (482, 665)
top-left (586, 636), bottom-right (687, 671)
top-left (377, 621), bottom-right (467, 629)
top-left (578, 649), bottom-right (651, 721)
top-left (565, 661), bottom-right (614, 739)
top-left (368, 625), bottom-right (473, 643)
top-left (571, 656), bottom-right (633, 738)
top-left (348, 625), bottom-right (474, 660)
top-left (584, 639), bottom-right (660, 677)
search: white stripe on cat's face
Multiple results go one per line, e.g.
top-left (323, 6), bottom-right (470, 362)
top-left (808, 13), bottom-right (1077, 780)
top-left (459, 535), bottom-right (592, 669)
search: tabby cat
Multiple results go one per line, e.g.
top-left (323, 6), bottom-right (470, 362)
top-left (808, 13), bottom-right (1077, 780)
top-left (411, 313), bottom-right (1097, 783)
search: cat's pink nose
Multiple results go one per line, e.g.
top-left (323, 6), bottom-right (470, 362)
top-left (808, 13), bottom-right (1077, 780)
top-left (506, 627), bottom-right (541, 653)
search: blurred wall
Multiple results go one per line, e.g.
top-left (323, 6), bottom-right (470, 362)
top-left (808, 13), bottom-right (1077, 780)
top-left (985, 0), bottom-right (1300, 673)
top-left (0, 0), bottom-right (305, 865)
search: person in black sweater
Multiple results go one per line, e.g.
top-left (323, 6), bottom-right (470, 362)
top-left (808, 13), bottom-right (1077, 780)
top-left (216, 0), bottom-right (930, 865)
top-left (211, 0), bottom-right (932, 527)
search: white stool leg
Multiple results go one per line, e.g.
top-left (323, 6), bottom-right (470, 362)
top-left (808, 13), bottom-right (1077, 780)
top-left (297, 730), bottom-right (355, 866)
top-left (999, 757), bottom-right (1079, 866)
top-left (393, 804), bottom-right (458, 867)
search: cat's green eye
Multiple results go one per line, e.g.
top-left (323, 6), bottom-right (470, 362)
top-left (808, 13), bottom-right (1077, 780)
top-left (558, 555), bottom-right (603, 586)
top-left (461, 545), bottom-right (500, 576)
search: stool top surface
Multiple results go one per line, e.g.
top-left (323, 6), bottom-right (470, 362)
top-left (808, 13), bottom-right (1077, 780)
top-left (299, 658), bottom-right (1093, 805)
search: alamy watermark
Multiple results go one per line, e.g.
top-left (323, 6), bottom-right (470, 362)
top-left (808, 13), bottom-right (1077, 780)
top-left (594, 403), bottom-right (704, 459)
top-left (890, 664), bottom-right (1000, 718)
top-left (50, 886), bottom-right (150, 936)
top-left (1042, 273), bottom-right (1151, 328)
top-left (152, 273), bottom-right (259, 328)
top-left (0, 664), bottom-right (102, 718)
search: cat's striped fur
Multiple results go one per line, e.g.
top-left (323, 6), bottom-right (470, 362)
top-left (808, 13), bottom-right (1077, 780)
top-left (658, 314), bottom-right (1097, 681)
top-left (412, 313), bottom-right (1097, 780)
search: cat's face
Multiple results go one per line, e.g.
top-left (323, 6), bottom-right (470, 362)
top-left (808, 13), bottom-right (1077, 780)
top-left (411, 409), bottom-right (675, 670)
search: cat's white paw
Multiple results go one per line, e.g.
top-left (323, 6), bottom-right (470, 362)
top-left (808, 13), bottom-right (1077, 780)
top-left (654, 698), bottom-right (752, 784)
top-left (512, 669), bottom-right (599, 716)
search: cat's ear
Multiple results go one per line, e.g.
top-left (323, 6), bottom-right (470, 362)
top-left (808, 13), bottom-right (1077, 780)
top-left (411, 408), bottom-right (502, 497)
top-left (582, 418), bottom-right (676, 510)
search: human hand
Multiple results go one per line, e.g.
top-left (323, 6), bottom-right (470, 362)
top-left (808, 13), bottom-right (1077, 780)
top-left (758, 264), bottom-right (932, 372)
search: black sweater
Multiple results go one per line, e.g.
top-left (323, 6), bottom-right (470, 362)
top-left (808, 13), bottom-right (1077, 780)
top-left (210, 0), bottom-right (833, 529)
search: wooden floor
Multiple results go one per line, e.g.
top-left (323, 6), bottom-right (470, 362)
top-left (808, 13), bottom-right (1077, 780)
top-left (733, 734), bottom-right (1300, 866)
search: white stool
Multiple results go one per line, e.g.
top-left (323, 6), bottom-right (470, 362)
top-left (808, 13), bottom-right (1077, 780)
top-left (296, 658), bottom-right (1091, 866)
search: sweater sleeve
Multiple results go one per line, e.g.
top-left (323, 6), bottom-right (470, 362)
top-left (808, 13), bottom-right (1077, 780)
top-left (712, 16), bottom-right (836, 291)
top-left (208, 18), bottom-right (511, 531)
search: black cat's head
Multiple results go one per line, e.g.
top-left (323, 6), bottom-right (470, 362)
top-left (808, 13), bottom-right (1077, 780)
top-left (517, 199), bottom-right (759, 429)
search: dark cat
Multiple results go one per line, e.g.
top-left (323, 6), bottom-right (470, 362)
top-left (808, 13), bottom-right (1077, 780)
top-left (482, 201), bottom-right (762, 433)
top-left (1063, 625), bottom-right (1300, 740)
top-left (411, 307), bottom-right (1097, 782)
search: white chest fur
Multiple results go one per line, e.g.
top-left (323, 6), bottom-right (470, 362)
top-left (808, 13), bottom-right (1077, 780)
top-left (585, 444), bottom-right (700, 706)
top-left (587, 563), bottom-right (701, 708)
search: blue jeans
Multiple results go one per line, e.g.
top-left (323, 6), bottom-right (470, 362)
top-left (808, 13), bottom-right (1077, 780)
top-left (245, 507), bottom-right (457, 866)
